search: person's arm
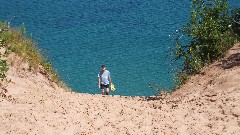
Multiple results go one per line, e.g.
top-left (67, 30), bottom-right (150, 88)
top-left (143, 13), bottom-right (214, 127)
top-left (109, 76), bottom-right (112, 85)
top-left (98, 72), bottom-right (101, 89)
top-left (98, 77), bottom-right (101, 89)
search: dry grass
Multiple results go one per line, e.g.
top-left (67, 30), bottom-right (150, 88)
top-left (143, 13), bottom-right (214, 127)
top-left (0, 21), bottom-right (70, 91)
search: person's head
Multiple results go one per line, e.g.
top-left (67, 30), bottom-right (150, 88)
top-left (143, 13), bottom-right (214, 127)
top-left (101, 65), bottom-right (106, 71)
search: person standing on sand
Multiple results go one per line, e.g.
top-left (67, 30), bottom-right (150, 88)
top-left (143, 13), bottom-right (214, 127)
top-left (98, 65), bottom-right (112, 95)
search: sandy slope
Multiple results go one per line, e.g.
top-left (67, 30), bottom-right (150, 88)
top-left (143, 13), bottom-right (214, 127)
top-left (1, 44), bottom-right (240, 135)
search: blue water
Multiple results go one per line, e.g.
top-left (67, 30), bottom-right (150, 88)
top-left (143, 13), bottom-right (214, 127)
top-left (0, 0), bottom-right (239, 96)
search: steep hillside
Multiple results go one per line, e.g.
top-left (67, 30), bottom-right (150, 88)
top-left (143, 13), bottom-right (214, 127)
top-left (0, 44), bottom-right (240, 134)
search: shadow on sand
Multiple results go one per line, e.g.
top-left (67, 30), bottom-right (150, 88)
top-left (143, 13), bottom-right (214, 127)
top-left (218, 53), bottom-right (240, 69)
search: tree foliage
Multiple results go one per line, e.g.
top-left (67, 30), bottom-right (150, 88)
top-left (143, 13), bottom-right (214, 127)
top-left (173, 0), bottom-right (238, 88)
top-left (231, 8), bottom-right (240, 38)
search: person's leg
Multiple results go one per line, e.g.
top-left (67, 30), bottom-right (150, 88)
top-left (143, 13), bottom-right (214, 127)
top-left (105, 84), bottom-right (109, 95)
top-left (106, 88), bottom-right (109, 95)
top-left (100, 84), bottom-right (105, 95)
top-left (102, 88), bottom-right (105, 95)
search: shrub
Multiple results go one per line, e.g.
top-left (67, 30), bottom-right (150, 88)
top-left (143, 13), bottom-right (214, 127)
top-left (231, 8), bottom-right (240, 38)
top-left (173, 0), bottom-right (237, 88)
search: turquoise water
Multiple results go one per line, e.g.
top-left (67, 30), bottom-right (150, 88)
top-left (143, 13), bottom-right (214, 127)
top-left (0, 0), bottom-right (239, 96)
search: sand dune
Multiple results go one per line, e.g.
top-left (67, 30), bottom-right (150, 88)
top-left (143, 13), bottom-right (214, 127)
top-left (1, 44), bottom-right (240, 134)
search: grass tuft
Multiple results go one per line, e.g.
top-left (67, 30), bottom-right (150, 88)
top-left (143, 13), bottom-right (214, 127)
top-left (0, 20), bottom-right (70, 91)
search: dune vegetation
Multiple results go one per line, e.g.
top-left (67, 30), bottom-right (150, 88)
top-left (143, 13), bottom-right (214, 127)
top-left (173, 0), bottom-right (240, 89)
top-left (0, 21), bottom-right (68, 90)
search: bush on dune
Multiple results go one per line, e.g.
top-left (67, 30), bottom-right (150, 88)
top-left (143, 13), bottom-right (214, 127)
top-left (173, 0), bottom-right (239, 89)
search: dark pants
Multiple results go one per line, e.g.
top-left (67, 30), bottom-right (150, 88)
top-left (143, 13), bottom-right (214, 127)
top-left (100, 84), bottom-right (109, 95)
top-left (100, 84), bottom-right (109, 89)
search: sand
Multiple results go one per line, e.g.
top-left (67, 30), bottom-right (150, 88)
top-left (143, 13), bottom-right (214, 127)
top-left (1, 44), bottom-right (240, 135)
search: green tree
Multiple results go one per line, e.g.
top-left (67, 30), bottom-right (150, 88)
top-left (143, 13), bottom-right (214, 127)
top-left (173, 0), bottom-right (237, 88)
top-left (231, 8), bottom-right (240, 38)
